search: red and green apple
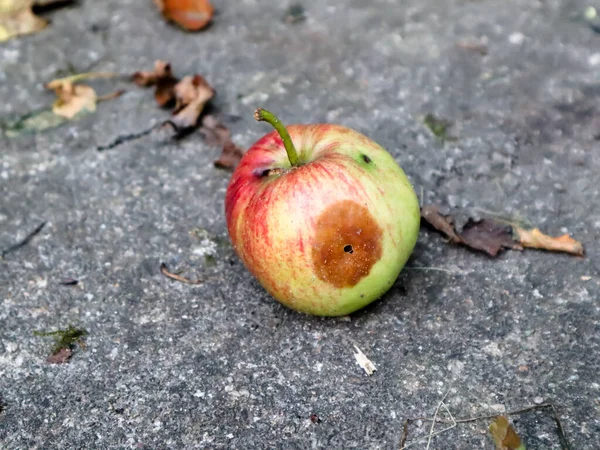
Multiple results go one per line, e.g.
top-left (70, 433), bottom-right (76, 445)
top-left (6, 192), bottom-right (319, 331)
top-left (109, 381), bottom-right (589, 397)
top-left (225, 109), bottom-right (420, 316)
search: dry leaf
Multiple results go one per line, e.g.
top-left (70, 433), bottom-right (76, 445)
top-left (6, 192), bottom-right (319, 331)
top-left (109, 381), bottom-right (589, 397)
top-left (47, 79), bottom-right (97, 119)
top-left (214, 140), bottom-right (244, 170)
top-left (154, 0), bottom-right (214, 31)
top-left (132, 60), bottom-right (179, 107)
top-left (514, 227), bottom-right (584, 256)
top-left (460, 218), bottom-right (522, 257)
top-left (489, 416), bottom-right (526, 450)
top-left (168, 74), bottom-right (214, 130)
top-left (0, 0), bottom-right (47, 42)
top-left (200, 115), bottom-right (245, 170)
top-left (421, 205), bottom-right (462, 244)
top-left (46, 73), bottom-right (122, 119)
top-left (421, 204), bottom-right (584, 258)
top-left (353, 345), bottom-right (377, 376)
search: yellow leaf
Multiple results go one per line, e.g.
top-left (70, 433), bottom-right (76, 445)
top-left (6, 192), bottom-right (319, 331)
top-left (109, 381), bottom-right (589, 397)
top-left (47, 79), bottom-right (97, 119)
top-left (514, 227), bottom-right (584, 256)
top-left (0, 0), bottom-right (47, 42)
top-left (489, 416), bottom-right (526, 450)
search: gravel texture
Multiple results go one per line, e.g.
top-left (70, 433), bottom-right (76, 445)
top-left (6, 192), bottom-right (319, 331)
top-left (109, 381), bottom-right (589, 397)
top-left (1, 0), bottom-right (599, 448)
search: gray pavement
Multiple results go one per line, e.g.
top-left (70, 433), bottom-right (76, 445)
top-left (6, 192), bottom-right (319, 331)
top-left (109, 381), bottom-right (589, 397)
top-left (1, 0), bottom-right (599, 448)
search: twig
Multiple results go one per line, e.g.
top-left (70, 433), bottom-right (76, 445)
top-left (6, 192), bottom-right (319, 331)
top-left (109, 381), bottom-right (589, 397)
top-left (400, 397), bottom-right (456, 450)
top-left (1, 221), bottom-right (46, 258)
top-left (160, 263), bottom-right (203, 285)
top-left (48, 71), bottom-right (120, 85)
top-left (97, 124), bottom-right (160, 151)
top-left (426, 391), bottom-right (449, 450)
top-left (399, 419), bottom-right (409, 449)
top-left (400, 403), bottom-right (570, 450)
top-left (97, 89), bottom-right (125, 102)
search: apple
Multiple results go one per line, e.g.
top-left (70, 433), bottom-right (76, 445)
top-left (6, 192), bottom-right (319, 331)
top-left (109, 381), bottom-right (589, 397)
top-left (225, 108), bottom-right (420, 316)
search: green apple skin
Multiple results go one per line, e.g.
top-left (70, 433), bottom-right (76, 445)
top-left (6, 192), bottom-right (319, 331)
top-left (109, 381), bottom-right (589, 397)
top-left (225, 124), bottom-right (420, 316)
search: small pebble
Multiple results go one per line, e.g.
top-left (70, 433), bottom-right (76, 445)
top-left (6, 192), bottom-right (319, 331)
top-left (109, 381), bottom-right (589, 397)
top-left (508, 32), bottom-right (525, 45)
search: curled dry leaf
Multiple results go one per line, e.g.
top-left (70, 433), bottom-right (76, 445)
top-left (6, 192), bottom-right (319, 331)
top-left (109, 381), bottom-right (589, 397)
top-left (489, 416), bottom-right (526, 450)
top-left (132, 60), bottom-right (179, 107)
top-left (168, 74), bottom-right (215, 130)
top-left (154, 0), bottom-right (214, 31)
top-left (0, 0), bottom-right (46, 42)
top-left (420, 205), bottom-right (462, 244)
top-left (514, 227), bottom-right (584, 256)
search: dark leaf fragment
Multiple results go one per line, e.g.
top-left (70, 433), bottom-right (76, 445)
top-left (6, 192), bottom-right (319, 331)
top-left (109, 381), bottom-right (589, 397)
top-left (460, 218), bottom-right (522, 257)
top-left (213, 140), bottom-right (244, 170)
top-left (200, 114), bottom-right (245, 170)
top-left (132, 60), bottom-right (179, 107)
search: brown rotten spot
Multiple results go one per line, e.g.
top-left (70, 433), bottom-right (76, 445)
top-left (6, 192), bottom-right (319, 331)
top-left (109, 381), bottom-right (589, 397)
top-left (311, 200), bottom-right (383, 288)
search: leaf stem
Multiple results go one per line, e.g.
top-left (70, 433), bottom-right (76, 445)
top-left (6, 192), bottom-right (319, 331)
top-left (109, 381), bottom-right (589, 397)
top-left (254, 108), bottom-right (299, 167)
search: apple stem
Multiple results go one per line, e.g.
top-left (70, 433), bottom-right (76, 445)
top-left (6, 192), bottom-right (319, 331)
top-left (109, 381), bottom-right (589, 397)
top-left (254, 108), bottom-right (300, 167)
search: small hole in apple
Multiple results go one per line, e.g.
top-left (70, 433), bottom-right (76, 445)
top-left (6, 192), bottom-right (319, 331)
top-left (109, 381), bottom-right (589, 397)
top-left (362, 154), bottom-right (372, 163)
top-left (344, 244), bottom-right (354, 254)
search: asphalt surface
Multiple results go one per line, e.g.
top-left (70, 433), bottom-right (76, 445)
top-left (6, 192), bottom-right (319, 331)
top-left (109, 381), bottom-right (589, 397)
top-left (1, 0), bottom-right (599, 448)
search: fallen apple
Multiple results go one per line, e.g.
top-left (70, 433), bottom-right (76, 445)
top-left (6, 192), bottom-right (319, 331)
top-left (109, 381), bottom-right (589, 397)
top-left (225, 108), bottom-right (420, 316)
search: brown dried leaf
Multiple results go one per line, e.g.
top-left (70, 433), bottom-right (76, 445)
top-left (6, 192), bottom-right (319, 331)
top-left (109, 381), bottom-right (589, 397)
top-left (200, 115), bottom-right (245, 170)
top-left (160, 262), bottom-right (203, 285)
top-left (420, 205), bottom-right (463, 244)
top-left (214, 140), bottom-right (244, 170)
top-left (0, 0), bottom-right (47, 43)
top-left (47, 79), bottom-right (97, 119)
top-left (489, 416), bottom-right (525, 450)
top-left (459, 218), bottom-right (523, 257)
top-left (514, 227), bottom-right (584, 256)
top-left (132, 60), bottom-right (179, 107)
top-left (154, 0), bottom-right (214, 31)
top-left (46, 347), bottom-right (73, 364)
top-left (168, 74), bottom-right (214, 129)
top-left (421, 204), bottom-right (583, 259)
